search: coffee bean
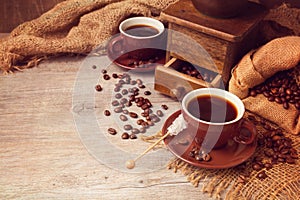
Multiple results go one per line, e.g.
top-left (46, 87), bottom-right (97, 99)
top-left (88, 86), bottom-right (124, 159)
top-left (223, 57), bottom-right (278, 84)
top-left (104, 110), bottom-right (111, 116)
top-left (195, 154), bottom-right (203, 161)
top-left (252, 163), bottom-right (262, 171)
top-left (121, 132), bottom-right (130, 139)
top-left (95, 84), bottom-right (102, 92)
top-left (139, 127), bottom-right (146, 133)
top-left (124, 124), bottom-right (133, 130)
top-left (129, 112), bottom-right (138, 118)
top-left (144, 91), bottom-right (151, 95)
top-left (120, 98), bottom-right (128, 105)
top-left (138, 84), bottom-right (146, 89)
top-left (115, 93), bottom-right (122, 99)
top-left (101, 69), bottom-right (107, 74)
top-left (131, 128), bottom-right (140, 134)
top-left (111, 100), bottom-right (119, 106)
top-left (114, 107), bottom-right (123, 113)
top-left (130, 80), bottom-right (137, 85)
top-left (264, 163), bottom-right (272, 170)
top-left (257, 171), bottom-right (268, 180)
top-left (121, 89), bottom-right (128, 95)
top-left (103, 74), bottom-right (110, 80)
top-left (122, 109), bottom-right (129, 115)
top-left (108, 128), bottom-right (117, 135)
top-left (130, 133), bottom-right (137, 139)
top-left (136, 79), bottom-right (143, 85)
top-left (112, 73), bottom-right (118, 79)
top-left (137, 119), bottom-right (144, 125)
top-left (119, 114), bottom-right (128, 121)
top-left (156, 110), bottom-right (163, 117)
top-left (114, 87), bottom-right (120, 92)
top-left (250, 90), bottom-right (257, 97)
top-left (286, 157), bottom-right (296, 164)
top-left (161, 104), bottom-right (168, 110)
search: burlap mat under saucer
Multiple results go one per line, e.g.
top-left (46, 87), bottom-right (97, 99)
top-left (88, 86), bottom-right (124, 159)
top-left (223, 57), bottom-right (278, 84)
top-left (163, 112), bottom-right (300, 200)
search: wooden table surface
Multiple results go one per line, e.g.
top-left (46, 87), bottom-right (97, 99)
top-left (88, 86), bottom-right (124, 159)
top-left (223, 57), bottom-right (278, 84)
top-left (0, 46), bottom-right (217, 199)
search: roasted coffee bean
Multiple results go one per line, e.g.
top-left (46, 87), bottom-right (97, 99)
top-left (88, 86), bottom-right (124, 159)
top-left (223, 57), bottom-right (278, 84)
top-left (95, 84), bottom-right (102, 92)
top-left (111, 100), bottom-right (119, 106)
top-left (129, 112), bottom-right (138, 118)
top-left (130, 133), bottom-right (137, 139)
top-left (121, 132), bottom-right (130, 139)
top-left (119, 114), bottom-right (128, 121)
top-left (115, 93), bottom-right (122, 99)
top-left (144, 91), bottom-right (151, 95)
top-left (252, 163), bottom-right (262, 171)
top-left (125, 101), bottom-right (132, 107)
top-left (103, 74), bottom-right (110, 80)
top-left (137, 119), bottom-right (144, 125)
top-left (114, 107), bottom-right (123, 113)
top-left (101, 69), bottom-right (107, 74)
top-left (130, 80), bottom-right (137, 85)
top-left (147, 121), bottom-right (154, 126)
top-left (141, 112), bottom-right (149, 117)
top-left (195, 154), bottom-right (203, 161)
top-left (283, 102), bottom-right (289, 109)
top-left (120, 98), bottom-right (128, 105)
top-left (264, 162), bottom-right (272, 170)
top-left (112, 73), bottom-right (118, 79)
top-left (286, 157), bottom-right (296, 164)
top-left (108, 128), bottom-right (117, 135)
top-left (92, 65), bottom-right (97, 69)
top-left (156, 110), bottom-right (163, 117)
top-left (202, 153), bottom-right (211, 161)
top-left (257, 171), bottom-right (268, 180)
top-left (114, 87), bottom-right (121, 92)
top-left (124, 124), bottom-right (133, 130)
top-left (104, 110), bottom-right (111, 116)
top-left (121, 89), bottom-right (128, 95)
top-left (139, 127), bottom-right (146, 133)
top-left (131, 128), bottom-right (140, 134)
top-left (138, 84), bottom-right (146, 89)
top-left (141, 103), bottom-right (150, 110)
top-left (122, 109), bottom-right (129, 115)
top-left (161, 104), bottom-right (168, 110)
top-left (136, 79), bottom-right (143, 85)
top-left (136, 101), bottom-right (143, 107)
top-left (250, 90), bottom-right (257, 97)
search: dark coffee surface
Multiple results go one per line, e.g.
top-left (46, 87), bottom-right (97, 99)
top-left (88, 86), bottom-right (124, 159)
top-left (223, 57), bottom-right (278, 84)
top-left (187, 95), bottom-right (237, 123)
top-left (124, 24), bottom-right (159, 37)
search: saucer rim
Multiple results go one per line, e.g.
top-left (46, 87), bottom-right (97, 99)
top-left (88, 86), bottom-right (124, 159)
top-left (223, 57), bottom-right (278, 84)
top-left (107, 35), bottom-right (166, 72)
top-left (162, 110), bottom-right (257, 169)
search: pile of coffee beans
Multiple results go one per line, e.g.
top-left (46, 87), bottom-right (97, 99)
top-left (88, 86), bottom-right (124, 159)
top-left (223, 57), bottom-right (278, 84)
top-left (176, 62), bottom-right (216, 83)
top-left (249, 68), bottom-right (300, 111)
top-left (247, 115), bottom-right (298, 181)
top-left (95, 68), bottom-right (168, 140)
top-left (189, 146), bottom-right (211, 162)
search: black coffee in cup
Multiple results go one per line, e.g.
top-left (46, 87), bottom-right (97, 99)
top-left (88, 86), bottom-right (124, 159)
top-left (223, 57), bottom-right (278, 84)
top-left (124, 24), bottom-right (159, 37)
top-left (187, 94), bottom-right (238, 123)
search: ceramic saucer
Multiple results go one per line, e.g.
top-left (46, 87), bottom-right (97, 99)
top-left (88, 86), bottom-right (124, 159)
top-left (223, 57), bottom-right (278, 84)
top-left (162, 110), bottom-right (257, 169)
top-left (107, 35), bottom-right (166, 72)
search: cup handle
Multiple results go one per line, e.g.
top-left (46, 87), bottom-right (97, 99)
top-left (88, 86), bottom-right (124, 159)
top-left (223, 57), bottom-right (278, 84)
top-left (109, 35), bottom-right (125, 56)
top-left (233, 119), bottom-right (257, 145)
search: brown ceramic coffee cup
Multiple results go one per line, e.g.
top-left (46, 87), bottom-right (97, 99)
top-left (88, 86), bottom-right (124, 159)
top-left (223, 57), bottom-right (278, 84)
top-left (181, 88), bottom-right (256, 149)
top-left (109, 17), bottom-right (165, 60)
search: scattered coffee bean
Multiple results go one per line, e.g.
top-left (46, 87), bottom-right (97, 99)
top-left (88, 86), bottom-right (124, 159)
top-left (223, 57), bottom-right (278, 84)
top-left (95, 84), bottom-right (102, 92)
top-left (156, 110), bottom-right (163, 117)
top-left (129, 112), bottom-right (138, 118)
top-left (138, 84), bottom-right (146, 89)
top-left (119, 114), bottom-right (128, 121)
top-left (131, 128), bottom-right (140, 134)
top-left (92, 65), bottom-right (97, 69)
top-left (103, 74), bottom-right (110, 80)
top-left (104, 110), bottom-right (111, 116)
top-left (122, 109), bottom-right (129, 115)
top-left (101, 69), bottom-right (107, 74)
top-left (115, 93), bottom-right (122, 99)
top-left (136, 79), bottom-right (143, 85)
top-left (108, 128), bottom-right (117, 135)
top-left (124, 124), bottom-right (133, 130)
top-left (112, 73), bottom-right (118, 79)
top-left (120, 98), bottom-right (128, 105)
top-left (161, 104), bottom-right (168, 110)
top-left (121, 132), bottom-right (130, 139)
top-left (252, 163), bottom-right (262, 171)
top-left (111, 100), bottom-right (119, 106)
top-left (130, 133), bottom-right (137, 139)
top-left (114, 107), bottom-right (123, 113)
top-left (256, 171), bottom-right (268, 180)
top-left (144, 91), bottom-right (151, 95)
top-left (114, 87), bottom-right (120, 92)
top-left (139, 127), bottom-right (146, 133)
top-left (121, 89), bottom-right (128, 95)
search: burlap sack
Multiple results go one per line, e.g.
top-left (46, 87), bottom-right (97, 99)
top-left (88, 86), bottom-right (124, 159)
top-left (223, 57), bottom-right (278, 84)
top-left (0, 0), bottom-right (178, 73)
top-left (229, 36), bottom-right (300, 135)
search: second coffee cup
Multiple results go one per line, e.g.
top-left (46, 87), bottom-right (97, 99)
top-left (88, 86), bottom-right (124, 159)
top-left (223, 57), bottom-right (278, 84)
top-left (109, 17), bottom-right (165, 60)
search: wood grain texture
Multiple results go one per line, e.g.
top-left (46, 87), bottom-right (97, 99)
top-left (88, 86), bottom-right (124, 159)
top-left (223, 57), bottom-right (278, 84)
top-left (0, 54), bottom-right (216, 199)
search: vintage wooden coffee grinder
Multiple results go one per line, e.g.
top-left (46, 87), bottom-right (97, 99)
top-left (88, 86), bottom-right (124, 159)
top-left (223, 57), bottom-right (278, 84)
top-left (154, 0), bottom-right (267, 99)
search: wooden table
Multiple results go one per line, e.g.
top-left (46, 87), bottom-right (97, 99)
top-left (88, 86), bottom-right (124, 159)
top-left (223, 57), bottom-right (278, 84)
top-left (0, 44), bottom-right (217, 199)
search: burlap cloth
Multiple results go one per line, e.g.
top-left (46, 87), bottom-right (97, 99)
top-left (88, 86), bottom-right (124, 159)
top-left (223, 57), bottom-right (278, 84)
top-left (0, 0), bottom-right (299, 199)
